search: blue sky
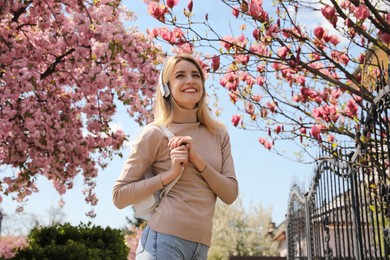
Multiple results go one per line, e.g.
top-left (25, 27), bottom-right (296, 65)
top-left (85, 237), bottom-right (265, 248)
top-left (1, 1), bottom-right (315, 235)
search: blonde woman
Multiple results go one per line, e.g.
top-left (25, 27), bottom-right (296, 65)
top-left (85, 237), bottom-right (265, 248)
top-left (113, 54), bottom-right (238, 259)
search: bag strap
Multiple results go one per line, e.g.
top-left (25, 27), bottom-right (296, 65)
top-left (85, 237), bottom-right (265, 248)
top-left (159, 125), bottom-right (175, 140)
top-left (158, 125), bottom-right (184, 199)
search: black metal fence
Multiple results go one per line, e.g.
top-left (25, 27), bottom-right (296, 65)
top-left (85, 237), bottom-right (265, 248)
top-left (287, 84), bottom-right (390, 259)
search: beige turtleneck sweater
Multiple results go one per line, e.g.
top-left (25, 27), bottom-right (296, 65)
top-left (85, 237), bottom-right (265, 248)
top-left (112, 105), bottom-right (238, 246)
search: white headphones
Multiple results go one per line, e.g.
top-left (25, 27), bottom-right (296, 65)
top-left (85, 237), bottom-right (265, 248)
top-left (159, 68), bottom-right (170, 97)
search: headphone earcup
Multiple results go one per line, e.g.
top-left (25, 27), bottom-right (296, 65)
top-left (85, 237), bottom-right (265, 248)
top-left (159, 69), bottom-right (170, 97)
top-left (161, 82), bottom-right (170, 97)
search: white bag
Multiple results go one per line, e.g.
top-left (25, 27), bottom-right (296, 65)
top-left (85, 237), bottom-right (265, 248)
top-left (133, 125), bottom-right (182, 220)
top-left (132, 167), bottom-right (161, 220)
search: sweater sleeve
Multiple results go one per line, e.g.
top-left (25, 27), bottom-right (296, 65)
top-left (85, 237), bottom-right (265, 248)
top-left (200, 128), bottom-right (238, 204)
top-left (112, 125), bottom-right (165, 209)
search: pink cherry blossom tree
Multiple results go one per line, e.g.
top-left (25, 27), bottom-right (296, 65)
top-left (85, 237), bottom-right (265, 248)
top-left (0, 0), bottom-right (163, 214)
top-left (143, 0), bottom-right (389, 162)
top-left (0, 236), bottom-right (27, 259)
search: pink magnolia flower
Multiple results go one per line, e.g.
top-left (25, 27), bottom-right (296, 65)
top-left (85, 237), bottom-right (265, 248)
top-left (339, 53), bottom-right (349, 65)
top-left (250, 43), bottom-right (268, 56)
top-left (331, 51), bottom-right (349, 65)
top-left (147, 2), bottom-right (167, 22)
top-left (173, 42), bottom-right (193, 54)
top-left (358, 53), bottom-right (365, 64)
top-left (354, 4), bottom-right (370, 21)
top-left (251, 94), bottom-right (262, 102)
top-left (232, 6), bottom-right (240, 17)
top-left (321, 4), bottom-right (338, 26)
top-left (379, 32), bottom-right (390, 44)
top-left (172, 27), bottom-right (184, 39)
top-left (264, 141), bottom-right (273, 150)
top-left (321, 4), bottom-right (336, 19)
top-left (248, 0), bottom-right (267, 22)
top-left (386, 11), bottom-right (390, 22)
top-left (323, 34), bottom-right (340, 46)
top-left (234, 54), bottom-right (249, 65)
top-left (221, 36), bottom-right (234, 51)
top-left (354, 95), bottom-right (362, 104)
top-left (295, 75), bottom-right (305, 86)
top-left (235, 34), bottom-right (248, 48)
top-left (260, 108), bottom-right (268, 118)
top-left (313, 107), bottom-right (324, 120)
top-left (147, 27), bottom-right (159, 38)
top-left (339, 0), bottom-right (350, 10)
top-left (166, 0), bottom-right (179, 9)
top-left (241, 72), bottom-right (255, 86)
top-left (329, 35), bottom-right (341, 46)
top-left (345, 98), bottom-right (358, 117)
top-left (275, 125), bottom-right (282, 134)
top-left (331, 88), bottom-right (341, 100)
top-left (158, 27), bottom-right (174, 42)
top-left (188, 0), bottom-right (193, 12)
top-left (220, 71), bottom-right (239, 91)
top-left (252, 28), bottom-right (261, 40)
top-left (266, 23), bottom-right (280, 38)
top-left (311, 124), bottom-right (323, 142)
top-left (314, 26), bottom-right (325, 39)
top-left (231, 114), bottom-right (241, 127)
top-left (245, 103), bottom-right (255, 114)
top-left (259, 137), bottom-right (266, 144)
top-left (267, 102), bottom-right (277, 113)
top-left (211, 55), bottom-right (220, 71)
top-left (229, 92), bottom-right (239, 104)
top-left (259, 136), bottom-right (273, 150)
top-left (257, 64), bottom-right (266, 73)
top-left (277, 46), bottom-right (289, 59)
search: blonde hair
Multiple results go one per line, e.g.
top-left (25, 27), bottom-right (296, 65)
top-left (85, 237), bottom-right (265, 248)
top-left (153, 54), bottom-right (224, 133)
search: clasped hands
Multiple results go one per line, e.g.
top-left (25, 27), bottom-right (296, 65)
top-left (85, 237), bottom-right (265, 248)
top-left (161, 136), bottom-right (207, 186)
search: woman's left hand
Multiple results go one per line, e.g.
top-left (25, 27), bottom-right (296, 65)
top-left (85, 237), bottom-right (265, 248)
top-left (168, 136), bottom-right (207, 172)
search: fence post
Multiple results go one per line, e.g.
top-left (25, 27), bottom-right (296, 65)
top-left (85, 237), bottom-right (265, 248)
top-left (350, 166), bottom-right (362, 260)
top-left (304, 194), bottom-right (312, 260)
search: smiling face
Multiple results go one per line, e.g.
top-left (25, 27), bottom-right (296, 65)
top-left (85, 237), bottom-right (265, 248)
top-left (168, 60), bottom-right (204, 109)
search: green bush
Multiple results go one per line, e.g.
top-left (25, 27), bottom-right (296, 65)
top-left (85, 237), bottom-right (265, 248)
top-left (13, 222), bottom-right (129, 260)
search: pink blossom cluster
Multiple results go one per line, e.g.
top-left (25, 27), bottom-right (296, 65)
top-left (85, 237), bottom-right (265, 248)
top-left (0, 1), bottom-right (162, 208)
top-left (125, 226), bottom-right (143, 259)
top-left (259, 137), bottom-right (273, 150)
top-left (325, 2), bottom-right (390, 44)
top-left (0, 236), bottom-right (27, 259)
top-left (230, 0), bottom-right (269, 23)
top-left (148, 27), bottom-right (193, 54)
top-left (146, 0), bottom-right (194, 54)
top-left (142, 0), bottom-right (389, 154)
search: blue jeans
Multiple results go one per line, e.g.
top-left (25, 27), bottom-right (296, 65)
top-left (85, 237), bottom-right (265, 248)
top-left (136, 225), bottom-right (209, 260)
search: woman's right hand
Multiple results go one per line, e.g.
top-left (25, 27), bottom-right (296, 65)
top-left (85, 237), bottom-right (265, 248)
top-left (161, 145), bottom-right (188, 186)
top-left (170, 144), bottom-right (189, 168)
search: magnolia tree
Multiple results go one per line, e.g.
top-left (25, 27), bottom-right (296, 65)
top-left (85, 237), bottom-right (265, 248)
top-left (143, 0), bottom-right (390, 162)
top-left (0, 0), bottom-right (163, 214)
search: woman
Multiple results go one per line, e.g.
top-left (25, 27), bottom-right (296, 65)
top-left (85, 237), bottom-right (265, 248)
top-left (113, 54), bottom-right (238, 259)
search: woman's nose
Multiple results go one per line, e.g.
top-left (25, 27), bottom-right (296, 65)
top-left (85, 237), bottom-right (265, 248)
top-left (186, 75), bottom-right (195, 83)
